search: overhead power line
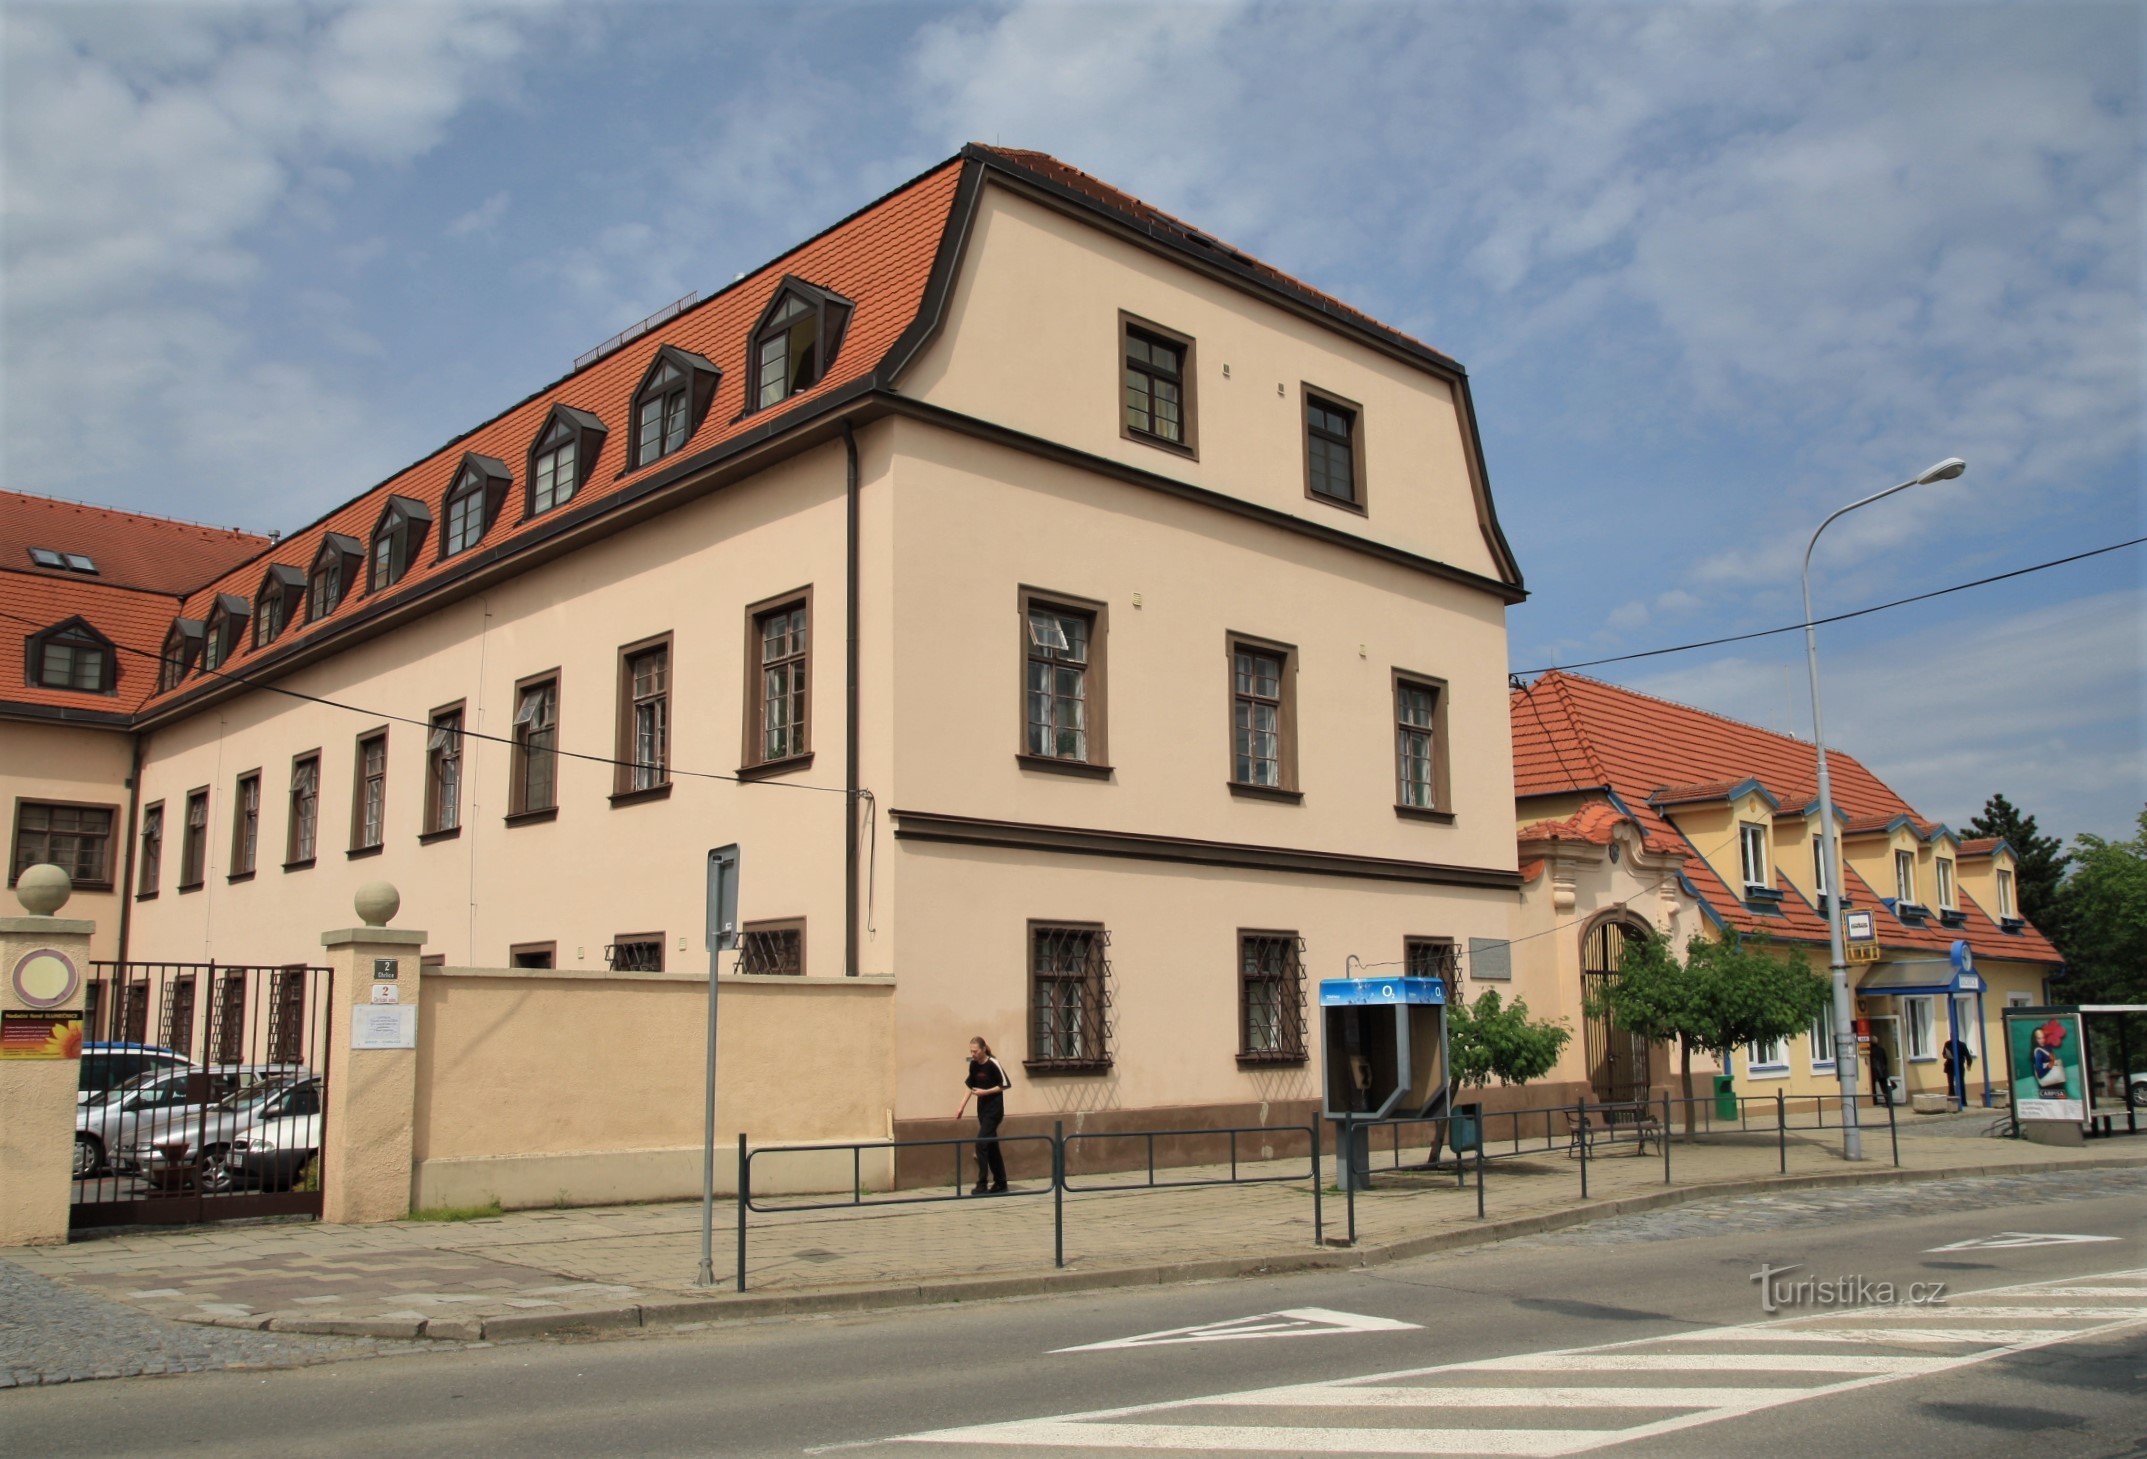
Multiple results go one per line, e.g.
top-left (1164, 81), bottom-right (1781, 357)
top-left (1512, 535), bottom-right (2145, 679)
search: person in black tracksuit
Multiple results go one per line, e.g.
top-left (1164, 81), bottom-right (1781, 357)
top-left (963, 1038), bottom-right (1012, 1194)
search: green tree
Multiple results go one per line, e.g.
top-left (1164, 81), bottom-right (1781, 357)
top-left (1447, 988), bottom-right (1571, 1091)
top-left (1966, 793), bottom-right (2070, 927)
top-left (2048, 807), bottom-right (2147, 1005)
top-left (1589, 929), bottom-right (1832, 1128)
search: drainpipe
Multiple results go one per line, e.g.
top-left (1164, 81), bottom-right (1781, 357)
top-left (842, 420), bottom-right (860, 978)
top-left (115, 729), bottom-right (145, 964)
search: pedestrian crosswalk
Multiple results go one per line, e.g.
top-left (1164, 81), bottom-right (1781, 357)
top-left (889, 1268), bottom-right (2147, 1455)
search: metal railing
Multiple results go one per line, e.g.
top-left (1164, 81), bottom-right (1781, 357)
top-left (734, 1121), bottom-right (1321, 1291)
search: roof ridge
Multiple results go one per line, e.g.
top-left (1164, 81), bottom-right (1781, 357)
top-left (1, 488), bottom-right (270, 544)
top-left (1543, 669), bottom-right (1823, 751)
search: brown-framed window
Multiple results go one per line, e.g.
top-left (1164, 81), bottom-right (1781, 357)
top-left (510, 673), bottom-right (560, 816)
top-left (1028, 922), bottom-right (1111, 1070)
top-left (1228, 634), bottom-right (1297, 795)
top-left (744, 592), bottom-right (810, 769)
top-left (179, 787), bottom-right (209, 889)
top-left (738, 918), bottom-right (805, 977)
top-left (138, 802), bottom-right (163, 896)
top-left (1121, 313), bottom-right (1195, 453)
top-left (267, 968), bottom-right (305, 1063)
top-left (208, 972), bottom-right (244, 1063)
top-left (1405, 936), bottom-right (1459, 984)
top-left (1020, 589), bottom-right (1107, 769)
top-left (424, 705), bottom-right (464, 835)
top-left (629, 346), bottom-right (719, 469)
top-left (28, 619), bottom-right (116, 693)
top-left (159, 623), bottom-right (199, 691)
top-left (351, 730), bottom-right (387, 852)
top-left (441, 454), bottom-right (509, 558)
top-left (607, 933), bottom-right (665, 972)
top-left (509, 942), bottom-right (556, 970)
top-left (229, 771), bottom-right (260, 878)
top-left (616, 637), bottom-right (671, 795)
top-left (254, 567), bottom-right (301, 648)
top-left (287, 752), bottom-right (320, 866)
top-left (1238, 930), bottom-right (1307, 1063)
top-left (161, 975), bottom-right (196, 1060)
top-left (1393, 671), bottom-right (1450, 815)
top-left (750, 281), bottom-right (850, 412)
top-left (307, 536), bottom-right (361, 622)
top-left (202, 601), bottom-right (247, 671)
top-left (10, 800), bottom-right (116, 889)
top-left (1303, 388), bottom-right (1365, 510)
top-left (366, 498), bottom-right (429, 593)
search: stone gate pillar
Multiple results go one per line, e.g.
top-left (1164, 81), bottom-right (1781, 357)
top-left (319, 881), bottom-right (426, 1224)
top-left (0, 866), bottom-right (95, 1246)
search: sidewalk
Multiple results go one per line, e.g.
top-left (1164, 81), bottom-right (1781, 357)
top-left (9, 1114), bottom-right (2143, 1346)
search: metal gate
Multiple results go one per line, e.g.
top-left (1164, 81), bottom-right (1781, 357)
top-left (1580, 920), bottom-right (1652, 1104)
top-left (73, 961), bottom-right (333, 1229)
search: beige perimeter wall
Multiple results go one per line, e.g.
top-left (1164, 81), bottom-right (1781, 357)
top-left (411, 968), bottom-right (894, 1207)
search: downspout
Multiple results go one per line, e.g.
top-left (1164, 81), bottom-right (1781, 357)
top-left (116, 729), bottom-right (144, 964)
top-left (843, 420), bottom-right (860, 978)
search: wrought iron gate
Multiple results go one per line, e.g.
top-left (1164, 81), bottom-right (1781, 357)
top-left (1580, 920), bottom-right (1652, 1103)
top-left (72, 961), bottom-right (333, 1229)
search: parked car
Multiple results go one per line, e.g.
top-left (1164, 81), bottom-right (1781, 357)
top-left (74, 1067), bottom-right (239, 1178)
top-left (77, 1043), bottom-right (191, 1106)
top-left (124, 1067), bottom-right (312, 1183)
top-left (221, 1078), bottom-right (324, 1191)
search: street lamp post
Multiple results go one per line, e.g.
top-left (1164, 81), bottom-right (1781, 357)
top-left (1802, 457), bottom-right (1966, 1163)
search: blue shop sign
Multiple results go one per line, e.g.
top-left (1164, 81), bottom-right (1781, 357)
top-left (1318, 976), bottom-right (1447, 1007)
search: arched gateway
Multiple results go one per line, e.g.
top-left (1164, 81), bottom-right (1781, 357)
top-left (1580, 915), bottom-right (1653, 1103)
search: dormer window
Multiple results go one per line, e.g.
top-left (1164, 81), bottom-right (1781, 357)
top-left (308, 535), bottom-right (363, 622)
top-left (201, 596), bottom-right (248, 672)
top-left (1894, 849), bottom-right (1918, 907)
top-left (525, 405), bottom-right (607, 516)
top-left (750, 280), bottom-right (850, 413)
top-left (629, 346), bottom-right (719, 470)
top-left (254, 565), bottom-right (304, 648)
top-left (1996, 867), bottom-right (2016, 920)
top-left (1935, 856), bottom-right (1956, 911)
top-left (26, 618), bottom-right (115, 693)
top-left (1812, 835), bottom-right (1831, 900)
top-left (1738, 822), bottom-right (1769, 892)
top-left (442, 454), bottom-right (511, 557)
top-left (367, 496), bottom-right (432, 593)
top-left (160, 620), bottom-right (203, 692)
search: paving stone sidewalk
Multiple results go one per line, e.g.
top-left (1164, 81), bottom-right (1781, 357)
top-left (6, 1113), bottom-right (2141, 1373)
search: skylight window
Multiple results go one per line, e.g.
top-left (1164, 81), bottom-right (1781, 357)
top-left (64, 554), bottom-right (97, 574)
top-left (28, 548), bottom-right (63, 568)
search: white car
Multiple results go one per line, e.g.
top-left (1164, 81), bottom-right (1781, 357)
top-left (222, 1079), bottom-right (324, 1191)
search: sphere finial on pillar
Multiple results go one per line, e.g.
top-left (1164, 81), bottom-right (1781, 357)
top-left (354, 881), bottom-right (400, 928)
top-left (14, 863), bottom-right (71, 917)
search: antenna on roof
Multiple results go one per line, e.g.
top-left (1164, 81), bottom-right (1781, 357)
top-left (268, 529), bottom-right (282, 544)
top-left (573, 292), bottom-right (701, 371)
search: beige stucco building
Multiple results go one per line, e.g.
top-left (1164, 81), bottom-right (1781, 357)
top-left (8, 146), bottom-right (1527, 1195)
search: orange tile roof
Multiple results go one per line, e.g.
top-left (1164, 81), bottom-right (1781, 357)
top-left (1512, 672), bottom-right (2061, 966)
top-left (143, 157), bottom-right (966, 710)
top-left (1957, 837), bottom-right (2003, 856)
top-left (1, 490), bottom-right (268, 595)
top-left (0, 570), bottom-right (182, 717)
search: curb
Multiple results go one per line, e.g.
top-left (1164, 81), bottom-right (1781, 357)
top-left (217, 1152), bottom-right (2147, 1345)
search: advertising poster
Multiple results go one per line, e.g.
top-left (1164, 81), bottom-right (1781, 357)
top-left (0, 1009), bottom-right (84, 1060)
top-left (2010, 1013), bottom-right (2085, 1122)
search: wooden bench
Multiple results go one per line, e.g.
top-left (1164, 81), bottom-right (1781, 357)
top-left (1562, 1103), bottom-right (1663, 1158)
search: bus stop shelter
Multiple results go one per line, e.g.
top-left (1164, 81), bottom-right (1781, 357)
top-left (1857, 944), bottom-right (1988, 1108)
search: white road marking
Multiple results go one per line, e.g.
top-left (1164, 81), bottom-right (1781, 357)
top-left (1925, 1232), bottom-right (2122, 1251)
top-left (1053, 1307), bottom-right (1421, 1353)
top-left (883, 1267), bottom-right (2147, 1455)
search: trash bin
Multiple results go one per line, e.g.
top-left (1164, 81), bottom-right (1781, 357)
top-left (1451, 1103), bottom-right (1482, 1154)
top-left (1714, 1074), bottom-right (1739, 1121)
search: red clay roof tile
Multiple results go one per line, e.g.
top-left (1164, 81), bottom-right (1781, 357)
top-left (1, 491), bottom-right (267, 596)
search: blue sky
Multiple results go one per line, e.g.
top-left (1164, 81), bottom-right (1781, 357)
top-left (4, 1), bottom-right (2140, 843)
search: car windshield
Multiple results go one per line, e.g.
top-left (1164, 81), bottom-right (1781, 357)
top-left (215, 1081), bottom-right (292, 1114)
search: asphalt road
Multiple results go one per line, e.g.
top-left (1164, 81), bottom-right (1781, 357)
top-left (6, 1177), bottom-right (2142, 1458)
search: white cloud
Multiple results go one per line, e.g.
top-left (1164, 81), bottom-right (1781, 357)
top-left (2, 2), bottom-right (557, 521)
top-left (446, 190), bottom-right (511, 238)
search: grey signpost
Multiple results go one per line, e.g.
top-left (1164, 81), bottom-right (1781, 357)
top-left (696, 845), bottom-right (741, 1288)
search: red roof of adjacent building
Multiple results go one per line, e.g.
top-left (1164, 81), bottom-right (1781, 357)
top-left (0, 490), bottom-right (267, 596)
top-left (1512, 671), bottom-right (2059, 966)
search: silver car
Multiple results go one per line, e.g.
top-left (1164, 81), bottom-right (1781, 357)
top-left (126, 1068), bottom-right (311, 1187)
top-left (75, 1068), bottom-right (220, 1178)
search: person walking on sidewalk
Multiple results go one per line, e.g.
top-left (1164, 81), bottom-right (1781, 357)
top-left (961, 1037), bottom-right (1012, 1194)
